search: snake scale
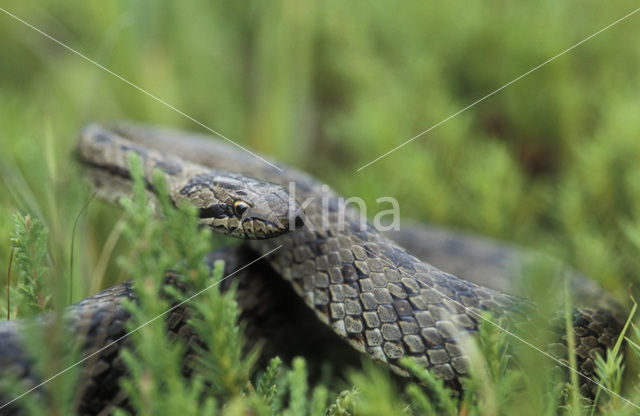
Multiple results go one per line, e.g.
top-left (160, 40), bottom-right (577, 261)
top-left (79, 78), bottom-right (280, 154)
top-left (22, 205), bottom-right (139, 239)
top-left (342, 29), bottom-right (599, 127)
top-left (0, 123), bottom-right (626, 414)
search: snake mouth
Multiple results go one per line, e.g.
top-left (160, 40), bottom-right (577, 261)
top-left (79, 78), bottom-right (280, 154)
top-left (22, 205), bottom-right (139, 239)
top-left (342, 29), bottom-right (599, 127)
top-left (237, 212), bottom-right (305, 239)
top-left (233, 218), bottom-right (284, 239)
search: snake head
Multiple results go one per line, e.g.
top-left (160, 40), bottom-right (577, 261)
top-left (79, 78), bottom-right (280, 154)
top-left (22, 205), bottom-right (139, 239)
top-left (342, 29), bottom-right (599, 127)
top-left (180, 172), bottom-right (304, 239)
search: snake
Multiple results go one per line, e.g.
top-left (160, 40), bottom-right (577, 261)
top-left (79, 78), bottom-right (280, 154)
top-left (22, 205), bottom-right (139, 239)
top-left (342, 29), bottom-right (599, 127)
top-left (0, 122), bottom-right (626, 414)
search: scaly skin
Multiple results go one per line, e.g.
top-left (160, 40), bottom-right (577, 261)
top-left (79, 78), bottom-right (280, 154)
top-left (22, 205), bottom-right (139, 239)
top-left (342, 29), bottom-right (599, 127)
top-left (111, 123), bottom-right (624, 393)
top-left (0, 123), bottom-right (625, 414)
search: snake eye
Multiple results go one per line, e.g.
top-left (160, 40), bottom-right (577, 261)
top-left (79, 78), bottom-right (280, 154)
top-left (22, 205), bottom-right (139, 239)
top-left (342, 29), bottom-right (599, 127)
top-left (232, 200), bottom-right (250, 217)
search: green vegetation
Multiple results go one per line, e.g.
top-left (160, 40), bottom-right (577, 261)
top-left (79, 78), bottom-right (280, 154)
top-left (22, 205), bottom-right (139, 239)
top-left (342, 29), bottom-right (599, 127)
top-left (2, 1), bottom-right (640, 414)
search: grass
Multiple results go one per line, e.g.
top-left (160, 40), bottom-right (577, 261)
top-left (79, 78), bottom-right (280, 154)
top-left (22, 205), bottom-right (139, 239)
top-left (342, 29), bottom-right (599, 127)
top-left (2, 0), bottom-right (640, 414)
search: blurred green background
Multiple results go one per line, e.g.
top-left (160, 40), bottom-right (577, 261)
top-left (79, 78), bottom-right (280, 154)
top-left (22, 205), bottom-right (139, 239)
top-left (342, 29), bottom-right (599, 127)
top-left (1, 0), bottom-right (640, 315)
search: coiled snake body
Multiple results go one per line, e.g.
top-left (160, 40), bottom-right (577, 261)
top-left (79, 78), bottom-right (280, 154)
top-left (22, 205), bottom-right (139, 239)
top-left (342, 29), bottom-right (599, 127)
top-left (0, 123), bottom-right (625, 414)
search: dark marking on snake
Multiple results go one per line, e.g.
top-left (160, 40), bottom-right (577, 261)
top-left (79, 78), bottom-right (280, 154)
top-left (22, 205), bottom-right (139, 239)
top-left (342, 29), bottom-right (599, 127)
top-left (198, 204), bottom-right (231, 219)
top-left (119, 144), bottom-right (149, 160)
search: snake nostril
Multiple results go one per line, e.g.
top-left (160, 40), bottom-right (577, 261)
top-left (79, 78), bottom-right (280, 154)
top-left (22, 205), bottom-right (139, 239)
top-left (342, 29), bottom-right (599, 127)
top-left (294, 215), bottom-right (305, 229)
